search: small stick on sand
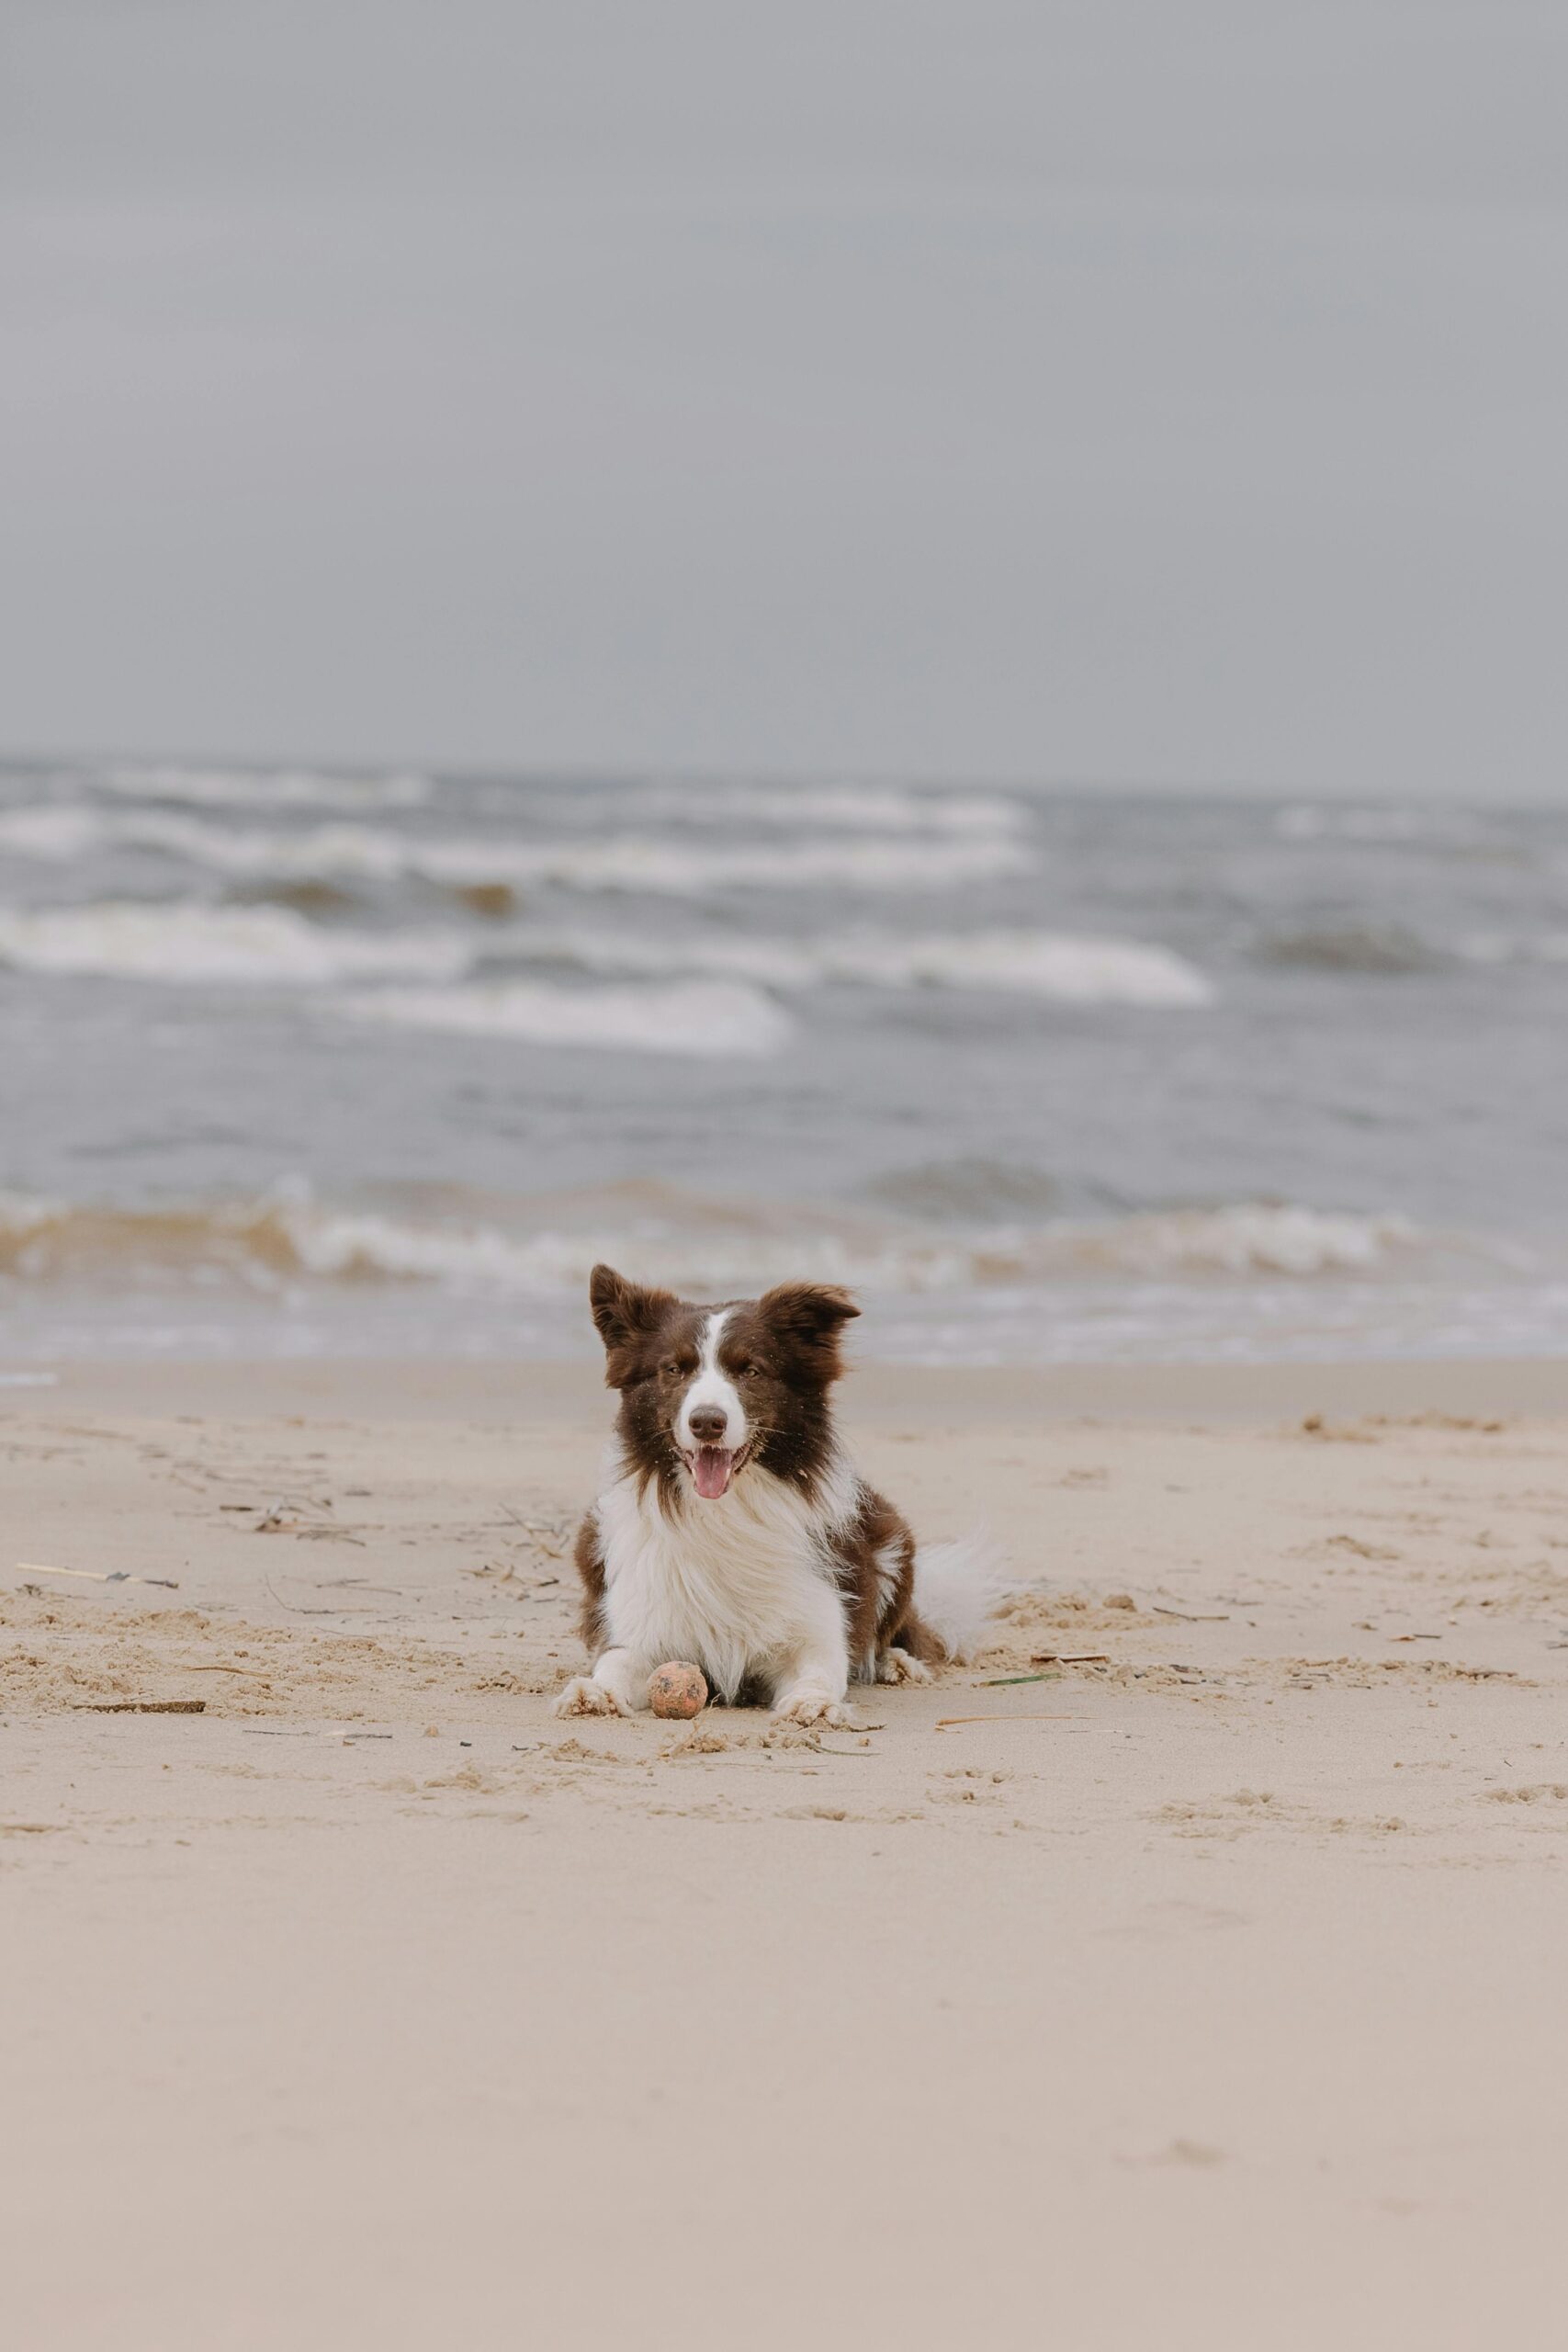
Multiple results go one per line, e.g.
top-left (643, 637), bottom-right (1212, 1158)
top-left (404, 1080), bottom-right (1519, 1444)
top-left (263, 1574), bottom-right (337, 1617)
top-left (78, 1700), bottom-right (208, 1714)
top-left (936, 1713), bottom-right (1077, 1731)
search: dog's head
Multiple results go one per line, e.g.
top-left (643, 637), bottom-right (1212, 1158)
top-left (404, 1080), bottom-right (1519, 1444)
top-left (588, 1263), bottom-right (859, 1501)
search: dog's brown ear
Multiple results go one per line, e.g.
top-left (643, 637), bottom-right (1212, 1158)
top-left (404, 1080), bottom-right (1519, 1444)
top-left (756, 1283), bottom-right (860, 1380)
top-left (589, 1264), bottom-right (678, 1380)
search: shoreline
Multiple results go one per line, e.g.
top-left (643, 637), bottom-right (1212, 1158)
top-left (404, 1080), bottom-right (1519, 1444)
top-left (7, 1350), bottom-right (1568, 1425)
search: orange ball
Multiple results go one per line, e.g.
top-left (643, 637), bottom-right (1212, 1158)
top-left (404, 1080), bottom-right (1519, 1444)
top-left (648, 1661), bottom-right (708, 1720)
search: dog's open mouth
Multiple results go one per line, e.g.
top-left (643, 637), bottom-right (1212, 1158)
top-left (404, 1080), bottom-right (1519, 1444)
top-left (682, 1441), bottom-right (751, 1500)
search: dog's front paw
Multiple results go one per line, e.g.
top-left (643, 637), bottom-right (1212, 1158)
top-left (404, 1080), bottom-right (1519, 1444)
top-left (773, 1689), bottom-right (856, 1730)
top-left (553, 1677), bottom-right (626, 1719)
top-left (877, 1647), bottom-right (934, 1687)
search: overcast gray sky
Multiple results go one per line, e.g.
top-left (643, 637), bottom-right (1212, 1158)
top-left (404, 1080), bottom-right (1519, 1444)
top-left (3, 1), bottom-right (1564, 795)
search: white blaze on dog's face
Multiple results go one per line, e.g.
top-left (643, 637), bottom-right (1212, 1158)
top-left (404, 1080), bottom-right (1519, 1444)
top-left (674, 1308), bottom-right (750, 1499)
top-left (587, 1266), bottom-right (862, 1507)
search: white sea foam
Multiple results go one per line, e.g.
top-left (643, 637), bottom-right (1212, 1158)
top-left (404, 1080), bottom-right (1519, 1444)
top-left (828, 932), bottom-right (1213, 1007)
top-left (0, 805), bottom-right (1028, 894)
top-left (723, 785), bottom-right (1023, 832)
top-left (622, 783), bottom-right (1026, 834)
top-left (502, 925), bottom-right (1213, 1006)
top-left (0, 807), bottom-right (105, 861)
top-left (93, 764), bottom-right (431, 811)
top-left (87, 770), bottom-right (1014, 832)
top-left (1043, 1204), bottom-right (1422, 1278)
top-left (1276, 804), bottom-right (1494, 848)
top-left (462, 779), bottom-right (1025, 833)
top-left (0, 902), bottom-right (474, 986)
top-left (1459, 932), bottom-right (1568, 967)
top-left (332, 977), bottom-right (794, 1057)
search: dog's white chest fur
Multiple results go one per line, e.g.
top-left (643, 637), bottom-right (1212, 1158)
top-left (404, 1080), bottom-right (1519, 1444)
top-left (595, 1453), bottom-right (855, 1702)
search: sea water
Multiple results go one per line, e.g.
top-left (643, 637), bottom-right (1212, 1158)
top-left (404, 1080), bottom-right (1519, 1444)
top-left (2, 761), bottom-right (1564, 1364)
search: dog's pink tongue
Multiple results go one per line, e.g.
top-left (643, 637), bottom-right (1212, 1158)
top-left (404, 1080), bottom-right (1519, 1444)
top-left (694, 1446), bottom-right (733, 1499)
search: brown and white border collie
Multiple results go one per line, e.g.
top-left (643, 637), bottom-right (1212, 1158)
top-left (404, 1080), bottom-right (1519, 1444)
top-left (556, 1265), bottom-right (999, 1726)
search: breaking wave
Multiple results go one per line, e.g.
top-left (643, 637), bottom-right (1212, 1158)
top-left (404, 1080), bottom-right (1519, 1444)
top-left (1459, 932), bottom-right (1568, 967)
top-left (0, 808), bottom-right (115, 861)
top-left (1275, 805), bottom-right (1497, 849)
top-left (0, 900), bottom-right (474, 986)
top-left (80, 768), bottom-right (1019, 833)
top-left (582, 783), bottom-right (1027, 834)
top-left (332, 977), bottom-right (795, 1057)
top-left (0, 1191), bottom-right (1433, 1296)
top-left (90, 765), bottom-right (432, 811)
top-left (0, 805), bottom-right (1029, 894)
top-left (0, 897), bottom-right (1210, 1007)
top-left (1047, 1204), bottom-right (1422, 1277)
top-left (518, 925), bottom-right (1214, 1007)
top-left (1254, 922), bottom-right (1446, 976)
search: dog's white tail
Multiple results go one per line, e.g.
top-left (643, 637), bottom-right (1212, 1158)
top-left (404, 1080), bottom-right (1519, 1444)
top-left (913, 1529), bottom-right (1007, 1662)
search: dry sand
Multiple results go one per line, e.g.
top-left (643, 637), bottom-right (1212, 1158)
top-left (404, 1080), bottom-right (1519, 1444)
top-left (4, 1357), bottom-right (1567, 2349)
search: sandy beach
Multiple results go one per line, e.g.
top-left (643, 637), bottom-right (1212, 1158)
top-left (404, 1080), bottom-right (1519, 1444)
top-left (4, 1356), bottom-right (1567, 2349)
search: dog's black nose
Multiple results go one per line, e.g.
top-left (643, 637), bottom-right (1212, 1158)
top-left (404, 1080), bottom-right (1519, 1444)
top-left (688, 1407), bottom-right (728, 1443)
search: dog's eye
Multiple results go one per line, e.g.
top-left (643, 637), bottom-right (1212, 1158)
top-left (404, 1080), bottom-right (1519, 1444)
top-left (731, 1360), bottom-right (754, 1379)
